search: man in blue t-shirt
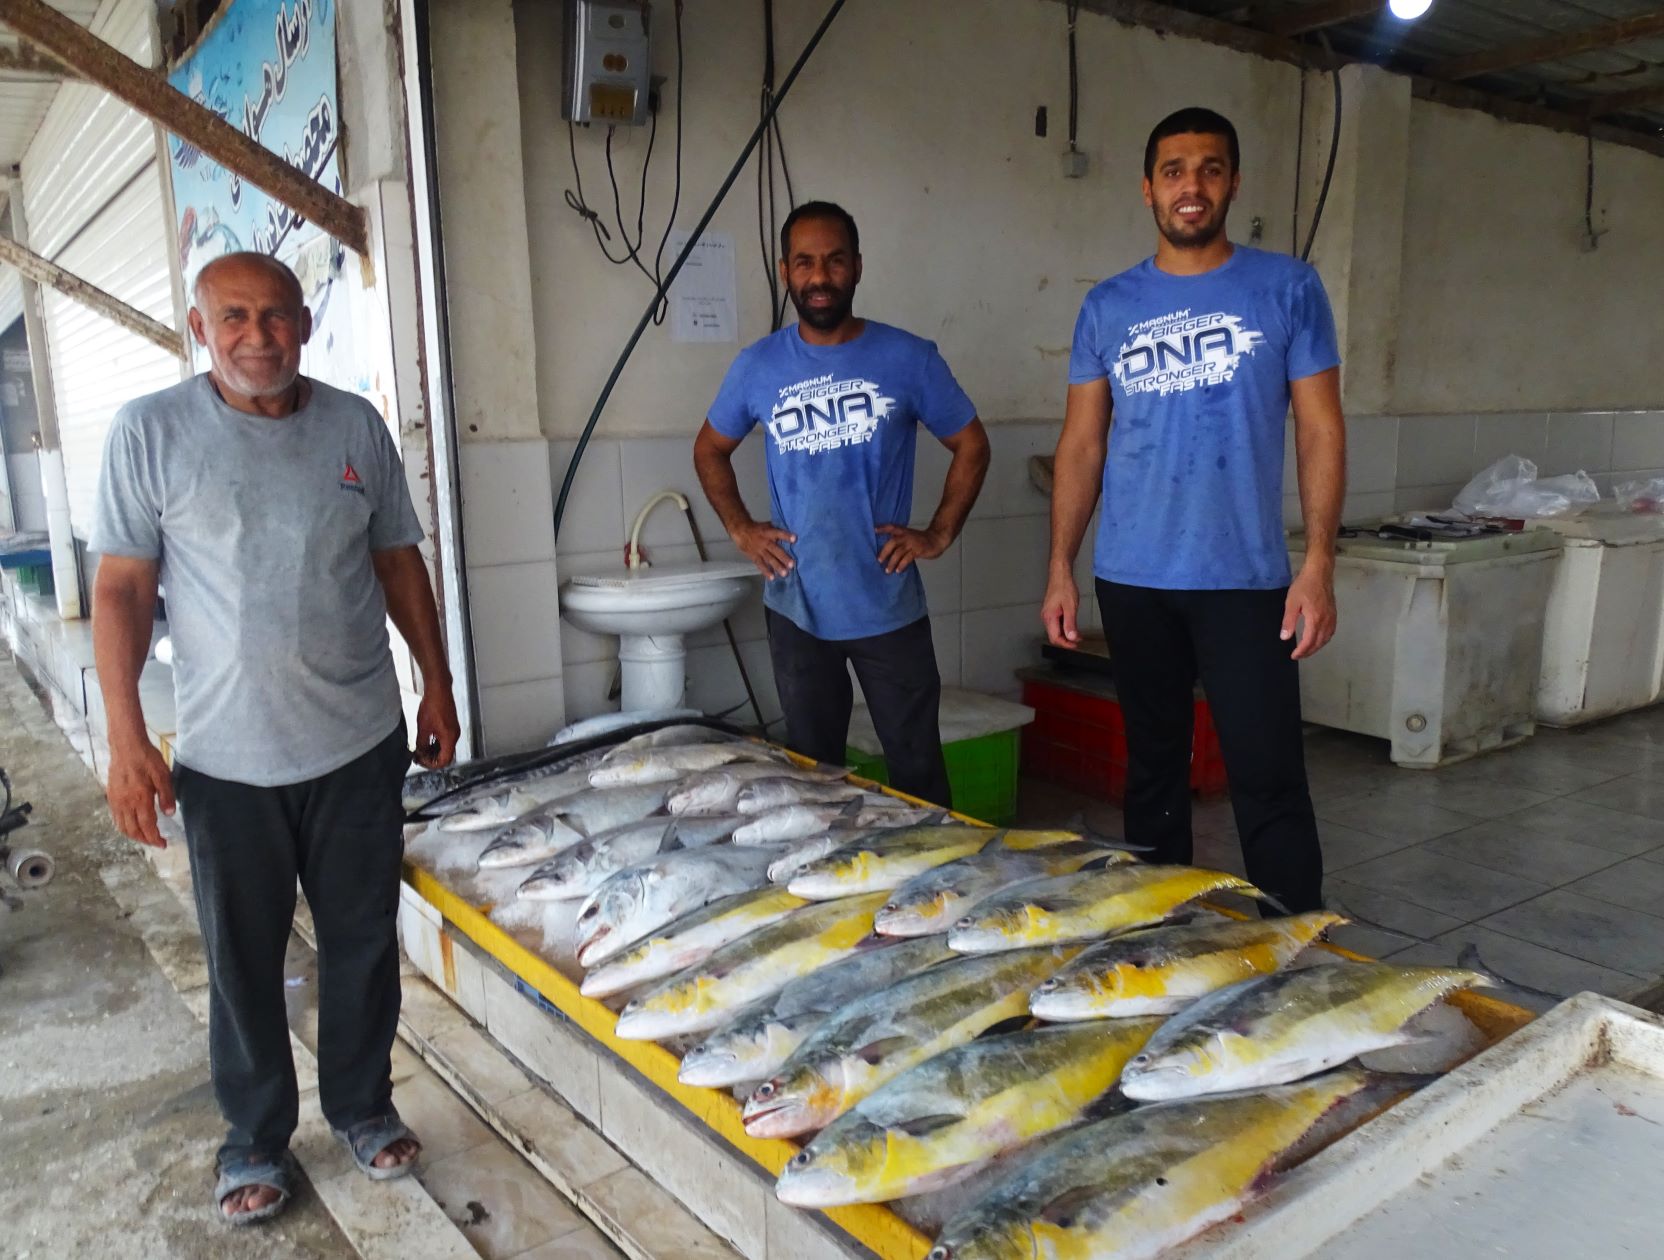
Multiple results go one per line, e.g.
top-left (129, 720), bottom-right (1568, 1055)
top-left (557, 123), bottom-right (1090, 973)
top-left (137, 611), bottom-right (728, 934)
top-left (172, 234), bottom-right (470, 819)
top-left (1041, 108), bottom-right (1346, 914)
top-left (694, 201), bottom-right (990, 806)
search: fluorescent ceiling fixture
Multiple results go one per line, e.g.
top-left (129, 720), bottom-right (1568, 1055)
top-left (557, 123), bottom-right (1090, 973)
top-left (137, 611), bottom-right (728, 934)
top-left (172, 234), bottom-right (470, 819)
top-left (1388, 0), bottom-right (1434, 18)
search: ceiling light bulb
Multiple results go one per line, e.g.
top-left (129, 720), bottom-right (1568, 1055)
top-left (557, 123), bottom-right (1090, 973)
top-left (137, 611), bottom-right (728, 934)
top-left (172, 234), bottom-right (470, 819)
top-left (1388, 0), bottom-right (1434, 18)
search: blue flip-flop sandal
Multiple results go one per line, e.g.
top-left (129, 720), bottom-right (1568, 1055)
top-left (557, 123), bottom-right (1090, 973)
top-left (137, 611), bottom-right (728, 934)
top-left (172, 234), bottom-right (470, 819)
top-left (333, 1113), bottom-right (421, 1181)
top-left (215, 1149), bottom-right (296, 1227)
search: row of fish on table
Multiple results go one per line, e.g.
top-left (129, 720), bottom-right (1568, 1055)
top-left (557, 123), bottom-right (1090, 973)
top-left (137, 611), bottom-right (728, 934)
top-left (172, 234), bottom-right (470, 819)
top-left (404, 723), bottom-right (1496, 1260)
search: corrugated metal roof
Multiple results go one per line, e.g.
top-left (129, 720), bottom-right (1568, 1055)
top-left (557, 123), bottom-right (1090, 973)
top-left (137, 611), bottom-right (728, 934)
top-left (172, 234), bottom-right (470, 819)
top-left (0, 1), bottom-right (112, 167)
top-left (1161, 1), bottom-right (1664, 137)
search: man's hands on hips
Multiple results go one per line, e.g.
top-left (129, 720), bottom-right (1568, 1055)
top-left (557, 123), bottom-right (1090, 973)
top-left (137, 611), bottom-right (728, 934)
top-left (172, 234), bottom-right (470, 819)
top-left (875, 524), bottom-right (948, 574)
top-left (106, 737), bottom-right (176, 848)
top-left (1282, 563), bottom-right (1337, 660)
top-left (1041, 566), bottom-right (1082, 648)
top-left (414, 686), bottom-right (461, 769)
top-left (732, 520), bottom-right (797, 580)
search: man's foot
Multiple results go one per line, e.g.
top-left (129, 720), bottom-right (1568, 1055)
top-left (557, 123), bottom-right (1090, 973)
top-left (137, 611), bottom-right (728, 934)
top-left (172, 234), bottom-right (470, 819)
top-left (371, 1135), bottom-right (421, 1173)
top-left (336, 1115), bottom-right (422, 1181)
top-left (222, 1184), bottom-right (284, 1220)
top-left (214, 1151), bottom-right (295, 1227)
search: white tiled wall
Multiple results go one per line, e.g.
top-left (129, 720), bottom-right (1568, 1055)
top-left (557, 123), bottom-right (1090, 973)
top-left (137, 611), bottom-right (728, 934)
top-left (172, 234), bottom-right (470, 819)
top-left (460, 438), bottom-right (566, 753)
top-left (548, 422), bottom-right (1068, 719)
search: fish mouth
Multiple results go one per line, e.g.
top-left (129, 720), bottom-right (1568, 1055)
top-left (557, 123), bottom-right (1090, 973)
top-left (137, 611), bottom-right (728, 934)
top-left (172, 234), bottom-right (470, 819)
top-left (677, 1051), bottom-right (745, 1088)
top-left (773, 1165), bottom-right (852, 1209)
top-left (1118, 1061), bottom-right (1192, 1102)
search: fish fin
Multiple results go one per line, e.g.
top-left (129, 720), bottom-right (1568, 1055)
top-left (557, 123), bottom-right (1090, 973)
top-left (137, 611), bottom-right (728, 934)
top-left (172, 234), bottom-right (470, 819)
top-left (975, 1015), bottom-right (1032, 1039)
top-left (1250, 887), bottom-right (1292, 916)
top-left (1455, 942), bottom-right (1558, 1002)
top-left (853, 1036), bottom-right (911, 1065)
top-left (1036, 1186), bottom-right (1100, 1228)
top-left (1078, 1089), bottom-right (1136, 1124)
top-left (890, 1113), bottom-right (962, 1138)
top-left (1079, 853), bottom-right (1125, 872)
top-left (1061, 811), bottom-right (1153, 851)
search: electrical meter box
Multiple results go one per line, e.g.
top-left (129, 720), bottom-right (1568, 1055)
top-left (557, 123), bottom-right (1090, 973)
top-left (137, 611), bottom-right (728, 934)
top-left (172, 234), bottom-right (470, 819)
top-left (563, 0), bottom-right (651, 127)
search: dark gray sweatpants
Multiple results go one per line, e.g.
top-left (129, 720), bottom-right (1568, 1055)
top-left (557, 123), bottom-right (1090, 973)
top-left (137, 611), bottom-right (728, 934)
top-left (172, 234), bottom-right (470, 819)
top-left (173, 722), bottom-right (409, 1169)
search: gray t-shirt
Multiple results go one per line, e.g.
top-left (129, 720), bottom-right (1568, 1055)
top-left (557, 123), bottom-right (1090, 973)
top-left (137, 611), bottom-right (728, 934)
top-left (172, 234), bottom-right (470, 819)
top-left (90, 374), bottom-right (425, 786)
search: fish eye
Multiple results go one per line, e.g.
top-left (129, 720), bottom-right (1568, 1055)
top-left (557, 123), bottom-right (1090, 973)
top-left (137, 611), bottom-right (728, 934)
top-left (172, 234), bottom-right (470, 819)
top-left (953, 916), bottom-right (973, 929)
top-left (1132, 1053), bottom-right (1150, 1065)
top-left (755, 1082), bottom-right (777, 1100)
top-left (1037, 979), bottom-right (1057, 991)
top-left (789, 1153), bottom-right (809, 1167)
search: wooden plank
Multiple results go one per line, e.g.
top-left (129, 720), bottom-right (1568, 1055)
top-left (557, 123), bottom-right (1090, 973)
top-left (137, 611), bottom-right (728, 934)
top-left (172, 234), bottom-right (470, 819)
top-left (1057, 0), bottom-right (1347, 70)
top-left (1262, 0), bottom-right (1384, 39)
top-left (0, 234), bottom-right (187, 360)
top-left (1411, 73), bottom-right (1664, 158)
top-left (0, 0), bottom-right (368, 255)
top-left (0, 41), bottom-right (70, 76)
top-left (1581, 80), bottom-right (1664, 119)
top-left (1427, 10), bottom-right (1664, 83)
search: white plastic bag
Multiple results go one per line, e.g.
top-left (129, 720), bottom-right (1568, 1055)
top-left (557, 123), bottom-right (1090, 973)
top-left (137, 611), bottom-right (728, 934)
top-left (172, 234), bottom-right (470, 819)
top-left (1453, 455), bottom-right (1599, 519)
top-left (1614, 478), bottom-right (1664, 514)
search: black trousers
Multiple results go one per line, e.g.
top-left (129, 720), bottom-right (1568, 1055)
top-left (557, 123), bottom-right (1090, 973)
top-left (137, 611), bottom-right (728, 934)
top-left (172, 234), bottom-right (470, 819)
top-left (1097, 581), bottom-right (1324, 913)
top-left (173, 722), bottom-right (410, 1168)
top-left (766, 609), bottom-right (953, 809)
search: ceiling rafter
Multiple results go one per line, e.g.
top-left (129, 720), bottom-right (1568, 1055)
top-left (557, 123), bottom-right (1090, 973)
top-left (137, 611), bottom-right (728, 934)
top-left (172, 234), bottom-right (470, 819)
top-left (1427, 10), bottom-right (1664, 83)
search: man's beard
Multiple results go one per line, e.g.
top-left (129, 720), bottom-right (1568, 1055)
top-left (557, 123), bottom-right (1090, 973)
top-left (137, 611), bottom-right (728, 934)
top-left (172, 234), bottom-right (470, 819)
top-left (788, 284), bottom-right (855, 331)
top-left (1155, 203), bottom-right (1230, 250)
top-left (217, 358), bottom-right (301, 399)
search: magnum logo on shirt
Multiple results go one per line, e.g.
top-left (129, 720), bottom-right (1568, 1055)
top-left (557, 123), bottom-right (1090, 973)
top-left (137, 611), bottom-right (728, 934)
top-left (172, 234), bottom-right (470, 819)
top-left (1114, 308), bottom-right (1267, 398)
top-left (767, 373), bottom-right (897, 455)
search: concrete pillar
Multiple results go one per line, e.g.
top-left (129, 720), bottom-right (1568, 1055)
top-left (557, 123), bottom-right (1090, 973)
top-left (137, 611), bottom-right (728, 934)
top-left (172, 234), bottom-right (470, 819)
top-left (1296, 64), bottom-right (1411, 418)
top-left (416, 0), bottom-right (567, 751)
top-left (5, 184), bottom-right (81, 619)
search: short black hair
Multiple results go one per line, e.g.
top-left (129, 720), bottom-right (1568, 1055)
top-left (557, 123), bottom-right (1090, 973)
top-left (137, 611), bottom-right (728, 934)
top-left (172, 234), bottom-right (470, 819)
top-left (1143, 108), bottom-right (1240, 179)
top-left (780, 201), bottom-right (859, 261)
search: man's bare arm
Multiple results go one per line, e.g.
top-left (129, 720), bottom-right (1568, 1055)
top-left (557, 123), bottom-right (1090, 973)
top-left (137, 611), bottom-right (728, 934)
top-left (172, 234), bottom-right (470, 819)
top-left (1285, 367), bottom-right (1346, 659)
top-left (92, 555), bottom-right (175, 847)
top-left (1041, 380), bottom-right (1112, 646)
top-left (693, 420), bottom-right (797, 579)
top-left (372, 545), bottom-right (459, 768)
top-left (876, 419), bottom-right (991, 573)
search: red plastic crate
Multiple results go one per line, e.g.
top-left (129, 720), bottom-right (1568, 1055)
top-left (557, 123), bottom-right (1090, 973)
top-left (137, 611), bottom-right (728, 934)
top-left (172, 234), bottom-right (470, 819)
top-left (1021, 677), bottom-right (1228, 805)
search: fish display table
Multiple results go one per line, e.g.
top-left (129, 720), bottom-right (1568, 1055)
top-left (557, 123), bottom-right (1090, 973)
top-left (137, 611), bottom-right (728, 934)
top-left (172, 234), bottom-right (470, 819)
top-left (396, 725), bottom-right (1537, 1260)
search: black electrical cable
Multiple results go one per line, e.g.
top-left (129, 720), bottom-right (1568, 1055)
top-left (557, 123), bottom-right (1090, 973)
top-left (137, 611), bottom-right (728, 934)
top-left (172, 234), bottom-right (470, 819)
top-left (1066, 0), bottom-right (1081, 152)
top-left (1292, 71), bottom-right (1307, 255)
top-left (1584, 129), bottom-right (1599, 247)
top-left (552, 0), bottom-right (851, 543)
top-left (1300, 63), bottom-right (1342, 263)
top-left (648, 0), bottom-right (686, 315)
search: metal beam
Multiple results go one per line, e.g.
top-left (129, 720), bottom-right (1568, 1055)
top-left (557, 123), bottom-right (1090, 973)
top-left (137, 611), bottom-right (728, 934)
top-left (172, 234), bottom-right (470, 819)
top-left (1581, 80), bottom-right (1664, 119)
top-left (0, 234), bottom-right (188, 360)
top-left (1427, 11), bottom-right (1664, 83)
top-left (0, 0), bottom-right (368, 255)
top-left (0, 41), bottom-right (70, 76)
top-left (1044, 1), bottom-right (1664, 159)
top-left (1262, 1), bottom-right (1383, 39)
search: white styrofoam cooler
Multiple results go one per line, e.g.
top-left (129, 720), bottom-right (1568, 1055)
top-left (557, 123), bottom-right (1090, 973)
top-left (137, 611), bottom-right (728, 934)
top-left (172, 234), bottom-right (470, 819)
top-left (1288, 528), bottom-right (1561, 768)
top-left (1531, 508), bottom-right (1664, 726)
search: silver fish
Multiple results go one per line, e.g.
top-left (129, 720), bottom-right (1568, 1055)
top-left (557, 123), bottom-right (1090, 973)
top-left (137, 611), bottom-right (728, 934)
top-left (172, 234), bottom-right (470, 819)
top-left (589, 742), bottom-right (781, 788)
top-left (874, 842), bottom-right (1126, 937)
top-left (434, 765), bottom-right (596, 832)
top-left (600, 723), bottom-right (737, 755)
top-left (678, 936), bottom-right (953, 1088)
top-left (574, 845), bottom-right (787, 968)
top-left (668, 762), bottom-right (842, 816)
top-left (476, 808), bottom-right (588, 870)
top-left (735, 778), bottom-right (872, 815)
top-left (547, 783), bottom-right (671, 837)
top-left (516, 819), bottom-right (681, 901)
top-left (767, 835), bottom-right (852, 885)
top-left (732, 802), bottom-right (934, 845)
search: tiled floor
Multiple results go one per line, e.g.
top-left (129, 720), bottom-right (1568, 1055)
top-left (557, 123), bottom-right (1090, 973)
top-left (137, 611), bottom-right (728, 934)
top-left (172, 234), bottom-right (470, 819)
top-left (1017, 709), bottom-right (1664, 1012)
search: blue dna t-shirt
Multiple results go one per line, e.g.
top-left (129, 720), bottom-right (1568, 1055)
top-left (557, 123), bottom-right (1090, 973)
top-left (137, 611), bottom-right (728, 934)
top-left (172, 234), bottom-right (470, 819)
top-left (1069, 245), bottom-right (1340, 590)
top-left (708, 321), bottom-right (976, 640)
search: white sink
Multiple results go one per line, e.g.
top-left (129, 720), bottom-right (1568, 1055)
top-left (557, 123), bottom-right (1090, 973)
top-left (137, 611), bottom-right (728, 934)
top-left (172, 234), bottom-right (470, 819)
top-left (559, 560), bottom-right (761, 710)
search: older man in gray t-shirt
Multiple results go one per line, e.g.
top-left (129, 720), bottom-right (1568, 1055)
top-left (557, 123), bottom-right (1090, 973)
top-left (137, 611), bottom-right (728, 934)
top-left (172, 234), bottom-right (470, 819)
top-left (90, 252), bottom-right (458, 1226)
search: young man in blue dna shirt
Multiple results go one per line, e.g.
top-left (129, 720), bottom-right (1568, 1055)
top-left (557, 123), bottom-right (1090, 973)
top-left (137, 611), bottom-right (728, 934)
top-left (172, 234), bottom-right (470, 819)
top-left (695, 202), bottom-right (990, 807)
top-left (1041, 108), bottom-right (1347, 914)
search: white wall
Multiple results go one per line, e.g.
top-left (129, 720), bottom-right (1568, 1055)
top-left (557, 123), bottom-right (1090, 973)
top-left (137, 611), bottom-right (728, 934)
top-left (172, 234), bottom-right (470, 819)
top-left (517, 0), bottom-right (1302, 440)
top-left (1395, 100), bottom-right (1664, 416)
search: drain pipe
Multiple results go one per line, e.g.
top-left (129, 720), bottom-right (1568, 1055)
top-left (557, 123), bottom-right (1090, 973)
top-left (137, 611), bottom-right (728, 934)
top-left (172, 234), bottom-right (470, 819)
top-left (551, 0), bottom-right (851, 543)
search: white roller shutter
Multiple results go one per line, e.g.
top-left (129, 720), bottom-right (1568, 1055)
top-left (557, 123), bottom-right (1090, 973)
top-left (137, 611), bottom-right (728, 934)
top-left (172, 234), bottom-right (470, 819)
top-left (0, 273), bottom-right (22, 334)
top-left (19, 0), bottom-right (183, 538)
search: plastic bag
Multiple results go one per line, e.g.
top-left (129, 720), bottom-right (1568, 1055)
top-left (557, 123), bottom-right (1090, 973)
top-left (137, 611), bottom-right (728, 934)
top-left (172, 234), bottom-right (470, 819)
top-left (1453, 455), bottom-right (1599, 519)
top-left (1614, 478), bottom-right (1664, 515)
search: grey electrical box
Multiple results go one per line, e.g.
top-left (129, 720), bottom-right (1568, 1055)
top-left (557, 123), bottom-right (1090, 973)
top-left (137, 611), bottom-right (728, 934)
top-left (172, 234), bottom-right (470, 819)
top-left (563, 0), bottom-right (652, 127)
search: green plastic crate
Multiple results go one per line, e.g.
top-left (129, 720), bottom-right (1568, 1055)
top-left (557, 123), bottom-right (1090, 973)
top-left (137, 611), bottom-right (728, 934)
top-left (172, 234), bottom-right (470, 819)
top-left (845, 727), bottom-right (1021, 825)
